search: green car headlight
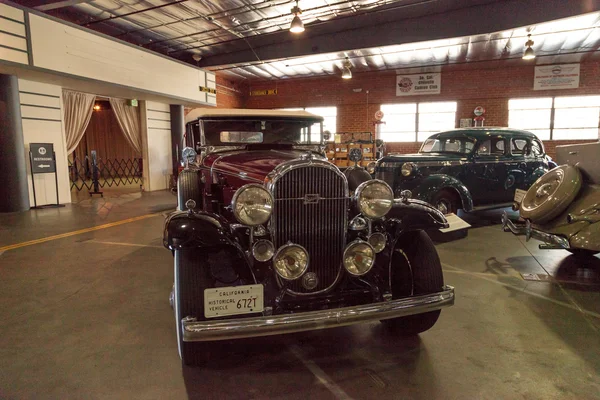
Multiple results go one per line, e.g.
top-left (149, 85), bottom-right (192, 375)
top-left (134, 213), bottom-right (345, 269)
top-left (401, 162), bottom-right (416, 177)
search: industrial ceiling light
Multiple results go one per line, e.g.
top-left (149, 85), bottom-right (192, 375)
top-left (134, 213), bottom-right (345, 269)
top-left (290, 0), bottom-right (304, 33)
top-left (341, 57), bottom-right (352, 79)
top-left (523, 34), bottom-right (535, 60)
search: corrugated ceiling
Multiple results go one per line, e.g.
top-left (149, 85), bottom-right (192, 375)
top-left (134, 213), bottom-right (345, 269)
top-left (10, 0), bottom-right (600, 80)
top-left (211, 12), bottom-right (600, 80)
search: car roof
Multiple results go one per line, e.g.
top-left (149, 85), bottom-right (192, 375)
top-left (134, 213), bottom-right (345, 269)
top-left (185, 108), bottom-right (324, 124)
top-left (429, 127), bottom-right (538, 140)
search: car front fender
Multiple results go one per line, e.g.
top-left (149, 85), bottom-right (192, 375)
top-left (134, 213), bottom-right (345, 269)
top-left (385, 198), bottom-right (449, 233)
top-left (413, 174), bottom-right (474, 212)
top-left (163, 210), bottom-right (234, 250)
top-left (525, 166), bottom-right (549, 187)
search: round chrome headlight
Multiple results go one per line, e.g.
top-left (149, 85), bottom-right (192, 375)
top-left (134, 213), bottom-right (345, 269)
top-left (366, 161), bottom-right (376, 174)
top-left (355, 180), bottom-right (394, 219)
top-left (252, 240), bottom-right (274, 262)
top-left (232, 184), bottom-right (273, 226)
top-left (401, 162), bottom-right (416, 177)
top-left (368, 233), bottom-right (386, 253)
top-left (343, 240), bottom-right (375, 276)
top-left (273, 243), bottom-right (309, 280)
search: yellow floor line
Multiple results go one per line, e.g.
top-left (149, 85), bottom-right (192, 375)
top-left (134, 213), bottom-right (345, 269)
top-left (0, 213), bottom-right (160, 253)
top-left (88, 240), bottom-right (163, 249)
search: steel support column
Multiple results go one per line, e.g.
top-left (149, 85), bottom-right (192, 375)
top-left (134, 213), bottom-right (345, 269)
top-left (0, 75), bottom-right (30, 212)
top-left (170, 104), bottom-right (185, 176)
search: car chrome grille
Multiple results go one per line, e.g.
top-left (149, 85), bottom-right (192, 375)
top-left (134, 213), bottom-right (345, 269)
top-left (271, 164), bottom-right (348, 294)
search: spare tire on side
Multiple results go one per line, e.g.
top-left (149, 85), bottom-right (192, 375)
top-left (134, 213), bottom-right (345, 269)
top-left (177, 169), bottom-right (202, 211)
top-left (520, 165), bottom-right (582, 224)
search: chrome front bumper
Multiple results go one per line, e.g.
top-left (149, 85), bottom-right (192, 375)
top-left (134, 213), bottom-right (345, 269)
top-left (183, 286), bottom-right (455, 342)
top-left (501, 212), bottom-right (570, 249)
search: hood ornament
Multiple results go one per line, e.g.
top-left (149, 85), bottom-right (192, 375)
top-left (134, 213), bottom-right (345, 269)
top-left (300, 152), bottom-right (315, 161)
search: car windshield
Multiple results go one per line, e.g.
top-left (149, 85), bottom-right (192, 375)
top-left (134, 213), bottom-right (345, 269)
top-left (201, 118), bottom-right (322, 146)
top-left (420, 137), bottom-right (475, 154)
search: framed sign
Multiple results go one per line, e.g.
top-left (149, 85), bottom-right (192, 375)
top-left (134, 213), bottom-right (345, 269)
top-left (396, 73), bottom-right (441, 96)
top-left (30, 143), bottom-right (55, 174)
top-left (534, 64), bottom-right (580, 90)
top-left (28, 143), bottom-right (63, 209)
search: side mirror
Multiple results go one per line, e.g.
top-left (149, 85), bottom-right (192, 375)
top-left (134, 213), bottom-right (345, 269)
top-left (182, 147), bottom-right (199, 167)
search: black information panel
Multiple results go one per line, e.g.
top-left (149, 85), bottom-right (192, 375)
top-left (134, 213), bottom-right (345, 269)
top-left (30, 143), bottom-right (56, 174)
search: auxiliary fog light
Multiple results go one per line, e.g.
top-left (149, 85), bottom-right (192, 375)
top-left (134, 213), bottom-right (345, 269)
top-left (252, 239), bottom-right (275, 262)
top-left (343, 240), bottom-right (375, 276)
top-left (273, 243), bottom-right (309, 280)
top-left (368, 233), bottom-right (386, 253)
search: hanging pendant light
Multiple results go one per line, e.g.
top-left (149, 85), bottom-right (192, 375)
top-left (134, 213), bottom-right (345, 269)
top-left (341, 57), bottom-right (352, 79)
top-left (290, 0), bottom-right (304, 33)
top-left (523, 34), bottom-right (535, 60)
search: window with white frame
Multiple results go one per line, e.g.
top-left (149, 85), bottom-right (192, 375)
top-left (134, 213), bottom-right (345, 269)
top-left (509, 96), bottom-right (600, 140)
top-left (306, 107), bottom-right (337, 141)
top-left (553, 96), bottom-right (600, 140)
top-left (417, 101), bottom-right (458, 142)
top-left (277, 106), bottom-right (337, 141)
top-left (379, 101), bottom-right (457, 142)
top-left (379, 103), bottom-right (417, 142)
top-left (508, 98), bottom-right (552, 140)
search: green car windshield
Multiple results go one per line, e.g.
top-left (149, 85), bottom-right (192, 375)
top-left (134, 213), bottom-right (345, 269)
top-left (420, 137), bottom-right (475, 154)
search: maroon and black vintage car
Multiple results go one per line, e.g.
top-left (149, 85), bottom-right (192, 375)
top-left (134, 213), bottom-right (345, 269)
top-left (163, 109), bottom-right (455, 365)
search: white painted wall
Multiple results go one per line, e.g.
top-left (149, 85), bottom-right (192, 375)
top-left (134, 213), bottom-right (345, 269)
top-left (0, 3), bottom-right (223, 201)
top-left (18, 79), bottom-right (71, 205)
top-left (27, 13), bottom-right (216, 105)
top-left (143, 101), bottom-right (173, 191)
top-left (0, 4), bottom-right (28, 65)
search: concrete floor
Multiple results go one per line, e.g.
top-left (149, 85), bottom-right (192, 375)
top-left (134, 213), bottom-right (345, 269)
top-left (0, 191), bottom-right (599, 399)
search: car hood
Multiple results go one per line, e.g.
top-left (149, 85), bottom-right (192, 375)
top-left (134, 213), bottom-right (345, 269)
top-left (379, 153), bottom-right (467, 163)
top-left (203, 149), bottom-right (323, 182)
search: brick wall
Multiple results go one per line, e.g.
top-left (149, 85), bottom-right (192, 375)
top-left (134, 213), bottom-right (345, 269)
top-left (216, 75), bottom-right (245, 108)
top-left (236, 61), bottom-right (600, 156)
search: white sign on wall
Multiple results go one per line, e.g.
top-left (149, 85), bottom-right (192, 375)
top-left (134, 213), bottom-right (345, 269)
top-left (534, 64), bottom-right (580, 90)
top-left (396, 73), bottom-right (441, 96)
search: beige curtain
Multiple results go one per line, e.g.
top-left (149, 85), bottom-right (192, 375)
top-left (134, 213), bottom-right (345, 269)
top-left (109, 98), bottom-right (142, 154)
top-left (63, 90), bottom-right (96, 154)
top-left (74, 110), bottom-right (141, 163)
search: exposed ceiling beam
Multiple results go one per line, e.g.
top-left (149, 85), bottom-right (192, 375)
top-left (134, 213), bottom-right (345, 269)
top-left (32, 0), bottom-right (93, 11)
top-left (83, 0), bottom-right (188, 26)
top-left (197, 0), bottom-right (600, 67)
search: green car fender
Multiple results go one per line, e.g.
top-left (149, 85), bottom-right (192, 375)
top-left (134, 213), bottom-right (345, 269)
top-left (412, 174), bottom-right (474, 212)
top-left (524, 166), bottom-right (549, 187)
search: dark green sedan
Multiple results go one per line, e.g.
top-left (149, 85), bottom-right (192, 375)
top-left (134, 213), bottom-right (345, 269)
top-left (375, 128), bottom-right (555, 214)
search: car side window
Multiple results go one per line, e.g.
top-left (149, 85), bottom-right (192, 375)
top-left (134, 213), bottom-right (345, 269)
top-left (531, 140), bottom-right (543, 156)
top-left (511, 138), bottom-right (530, 156)
top-left (477, 137), bottom-right (505, 156)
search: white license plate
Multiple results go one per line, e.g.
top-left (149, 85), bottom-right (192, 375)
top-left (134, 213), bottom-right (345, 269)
top-left (204, 284), bottom-right (264, 318)
top-left (514, 189), bottom-right (527, 204)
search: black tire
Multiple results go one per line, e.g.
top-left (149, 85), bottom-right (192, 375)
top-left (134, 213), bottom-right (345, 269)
top-left (174, 249), bottom-right (213, 366)
top-left (381, 230), bottom-right (445, 335)
top-left (567, 249), bottom-right (599, 257)
top-left (177, 170), bottom-right (202, 211)
top-left (432, 189), bottom-right (460, 215)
